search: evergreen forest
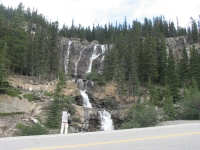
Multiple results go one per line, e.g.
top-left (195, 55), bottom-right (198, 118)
top-left (1, 2), bottom-right (200, 129)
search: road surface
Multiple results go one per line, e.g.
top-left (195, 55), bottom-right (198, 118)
top-left (0, 123), bottom-right (200, 150)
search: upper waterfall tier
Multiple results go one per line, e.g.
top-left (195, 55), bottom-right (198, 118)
top-left (60, 38), bottom-right (112, 78)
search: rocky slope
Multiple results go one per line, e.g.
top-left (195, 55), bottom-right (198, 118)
top-left (0, 75), bottom-right (127, 137)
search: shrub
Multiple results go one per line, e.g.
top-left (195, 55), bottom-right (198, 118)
top-left (6, 88), bottom-right (22, 99)
top-left (44, 91), bottom-right (53, 97)
top-left (163, 96), bottom-right (175, 120)
top-left (15, 123), bottom-right (48, 136)
top-left (63, 96), bottom-right (77, 105)
top-left (85, 72), bottom-right (106, 85)
top-left (177, 92), bottom-right (200, 120)
top-left (104, 98), bottom-right (117, 108)
top-left (119, 101), bottom-right (159, 129)
top-left (23, 93), bottom-right (40, 102)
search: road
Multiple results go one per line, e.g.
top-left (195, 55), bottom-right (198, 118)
top-left (0, 123), bottom-right (200, 150)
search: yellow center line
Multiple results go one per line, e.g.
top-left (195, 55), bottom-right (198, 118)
top-left (22, 132), bottom-right (200, 150)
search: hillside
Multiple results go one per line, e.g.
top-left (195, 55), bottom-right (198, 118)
top-left (0, 2), bottom-right (200, 137)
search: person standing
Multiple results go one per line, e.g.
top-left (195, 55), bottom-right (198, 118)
top-left (60, 109), bottom-right (70, 134)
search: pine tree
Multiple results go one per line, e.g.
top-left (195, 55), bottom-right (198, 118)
top-left (163, 96), bottom-right (175, 119)
top-left (47, 21), bottom-right (59, 81)
top-left (102, 45), bottom-right (114, 81)
top-left (6, 8), bottom-right (27, 74)
top-left (179, 46), bottom-right (190, 85)
top-left (169, 21), bottom-right (177, 37)
top-left (191, 18), bottom-right (198, 43)
top-left (143, 35), bottom-right (158, 83)
top-left (157, 36), bottom-right (168, 85)
top-left (190, 45), bottom-right (200, 89)
top-left (166, 48), bottom-right (179, 102)
top-left (45, 100), bottom-right (60, 128)
top-left (0, 43), bottom-right (9, 92)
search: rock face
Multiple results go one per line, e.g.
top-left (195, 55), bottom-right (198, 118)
top-left (60, 37), bottom-right (110, 78)
top-left (0, 95), bottom-right (32, 113)
top-left (166, 36), bottom-right (200, 61)
top-left (8, 75), bottom-right (57, 92)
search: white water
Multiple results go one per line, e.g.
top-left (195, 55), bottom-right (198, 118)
top-left (87, 45), bottom-right (100, 73)
top-left (77, 79), bottom-right (92, 108)
top-left (98, 56), bottom-right (105, 73)
top-left (80, 90), bottom-right (92, 108)
top-left (75, 48), bottom-right (83, 77)
top-left (101, 45), bottom-right (105, 53)
top-left (64, 41), bottom-right (71, 74)
top-left (99, 110), bottom-right (114, 131)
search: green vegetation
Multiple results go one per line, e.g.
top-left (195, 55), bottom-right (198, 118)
top-left (23, 93), bottom-right (41, 102)
top-left (0, 112), bottom-right (23, 116)
top-left (85, 72), bottom-right (106, 85)
top-left (15, 123), bottom-right (48, 136)
top-left (0, 2), bottom-right (199, 130)
top-left (119, 100), bottom-right (160, 129)
top-left (104, 98), bottom-right (118, 108)
top-left (45, 73), bottom-right (76, 129)
top-left (177, 79), bottom-right (200, 120)
top-left (44, 91), bottom-right (53, 97)
top-left (0, 43), bottom-right (9, 93)
top-left (5, 88), bottom-right (22, 99)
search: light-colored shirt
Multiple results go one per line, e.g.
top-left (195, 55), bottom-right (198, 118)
top-left (62, 111), bottom-right (70, 122)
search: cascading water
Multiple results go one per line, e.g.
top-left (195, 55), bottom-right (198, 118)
top-left (100, 56), bottom-right (104, 69)
top-left (87, 45), bottom-right (100, 73)
top-left (64, 41), bottom-right (71, 74)
top-left (101, 45), bottom-right (105, 53)
top-left (99, 110), bottom-right (114, 131)
top-left (75, 48), bottom-right (84, 77)
top-left (74, 44), bottom-right (114, 131)
top-left (80, 90), bottom-right (92, 108)
top-left (77, 79), bottom-right (92, 108)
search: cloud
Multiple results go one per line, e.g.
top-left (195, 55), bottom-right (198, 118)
top-left (0, 0), bottom-right (199, 28)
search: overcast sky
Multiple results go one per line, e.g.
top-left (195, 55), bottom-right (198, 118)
top-left (0, 0), bottom-right (200, 28)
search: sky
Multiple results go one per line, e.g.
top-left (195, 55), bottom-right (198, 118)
top-left (0, 0), bottom-right (200, 28)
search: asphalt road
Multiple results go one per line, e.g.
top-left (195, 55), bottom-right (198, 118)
top-left (0, 123), bottom-right (200, 150)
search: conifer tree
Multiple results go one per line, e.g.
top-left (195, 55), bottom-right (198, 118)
top-left (0, 43), bottom-right (9, 92)
top-left (191, 18), bottom-right (198, 43)
top-left (112, 33), bottom-right (127, 104)
top-left (163, 96), bottom-right (175, 119)
top-left (190, 45), bottom-right (200, 89)
top-left (102, 46), bottom-right (114, 81)
top-left (47, 21), bottom-right (59, 81)
top-left (143, 35), bottom-right (158, 83)
top-left (6, 11), bottom-right (27, 74)
top-left (45, 100), bottom-right (60, 128)
top-left (179, 46), bottom-right (190, 85)
top-left (166, 48), bottom-right (179, 102)
top-left (169, 21), bottom-right (177, 37)
top-left (157, 37), bottom-right (168, 85)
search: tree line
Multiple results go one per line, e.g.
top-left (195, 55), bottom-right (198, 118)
top-left (0, 2), bottom-right (199, 98)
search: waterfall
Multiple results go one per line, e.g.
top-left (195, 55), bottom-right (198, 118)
top-left (99, 110), bottom-right (114, 131)
top-left (80, 90), bottom-right (92, 108)
top-left (75, 48), bottom-right (83, 77)
top-left (101, 45), bottom-right (105, 53)
top-left (77, 79), bottom-right (92, 108)
top-left (100, 56), bottom-right (104, 69)
top-left (87, 45), bottom-right (100, 73)
top-left (64, 41), bottom-right (71, 74)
